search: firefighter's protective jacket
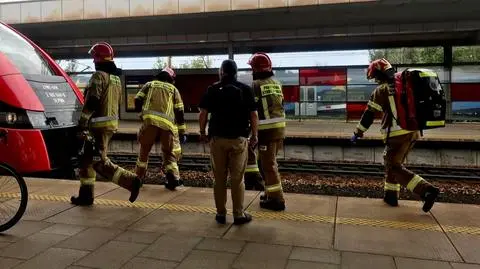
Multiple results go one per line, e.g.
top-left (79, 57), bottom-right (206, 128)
top-left (356, 83), bottom-right (414, 140)
top-left (135, 80), bottom-right (186, 135)
top-left (79, 71), bottom-right (121, 131)
top-left (252, 77), bottom-right (286, 143)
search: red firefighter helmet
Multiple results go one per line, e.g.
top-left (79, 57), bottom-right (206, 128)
top-left (88, 42), bottom-right (114, 63)
top-left (366, 58), bottom-right (393, 80)
top-left (247, 52), bottom-right (272, 73)
top-left (162, 67), bottom-right (176, 79)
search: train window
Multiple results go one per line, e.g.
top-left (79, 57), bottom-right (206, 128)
top-left (0, 23), bottom-right (54, 76)
top-left (273, 69), bottom-right (299, 85)
top-left (347, 67), bottom-right (376, 84)
top-left (346, 84), bottom-right (376, 101)
top-left (299, 68), bottom-right (346, 86)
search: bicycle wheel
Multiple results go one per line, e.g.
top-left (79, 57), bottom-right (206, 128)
top-left (0, 163), bottom-right (28, 232)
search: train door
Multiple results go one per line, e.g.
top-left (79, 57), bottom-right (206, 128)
top-left (296, 86), bottom-right (317, 116)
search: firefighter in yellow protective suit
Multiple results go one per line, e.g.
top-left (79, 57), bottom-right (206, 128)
top-left (351, 58), bottom-right (440, 212)
top-left (134, 67), bottom-right (187, 191)
top-left (247, 52), bottom-right (286, 211)
top-left (71, 42), bottom-right (142, 206)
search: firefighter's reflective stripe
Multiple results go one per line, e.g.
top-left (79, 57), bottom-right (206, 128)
top-left (142, 110), bottom-right (176, 130)
top-left (383, 95), bottom-right (414, 139)
top-left (367, 100), bottom-right (383, 112)
top-left (406, 175), bottom-right (426, 192)
top-left (80, 177), bottom-right (95, 186)
top-left (136, 92), bottom-right (146, 98)
top-left (136, 159), bottom-right (148, 168)
top-left (384, 182), bottom-right (401, 191)
top-left (165, 163), bottom-right (179, 172)
top-left (174, 103), bottom-right (184, 109)
top-left (258, 117), bottom-right (286, 130)
top-left (356, 123), bottom-right (368, 132)
top-left (265, 183), bottom-right (283, 193)
top-left (426, 120), bottom-right (445, 127)
top-left (112, 168), bottom-right (123, 184)
top-left (177, 124), bottom-right (186, 131)
top-left (245, 164), bottom-right (260, 173)
top-left (418, 70), bottom-right (437, 77)
top-left (90, 116), bottom-right (119, 123)
top-left (173, 144), bottom-right (182, 154)
top-left (259, 84), bottom-right (284, 125)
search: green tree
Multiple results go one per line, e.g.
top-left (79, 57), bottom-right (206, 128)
top-left (369, 46), bottom-right (480, 64)
top-left (153, 57), bottom-right (168, 69)
top-left (180, 56), bottom-right (213, 69)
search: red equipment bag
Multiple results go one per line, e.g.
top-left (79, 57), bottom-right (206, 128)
top-left (391, 68), bottom-right (446, 131)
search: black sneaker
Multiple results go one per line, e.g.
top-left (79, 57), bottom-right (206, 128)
top-left (215, 214), bottom-right (226, 224)
top-left (422, 186), bottom-right (440, 213)
top-left (233, 212), bottom-right (252, 225)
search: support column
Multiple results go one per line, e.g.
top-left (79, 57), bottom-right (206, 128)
top-left (228, 42), bottom-right (234, 60)
top-left (443, 45), bottom-right (453, 122)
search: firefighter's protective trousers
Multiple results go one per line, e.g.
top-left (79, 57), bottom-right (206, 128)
top-left (135, 124), bottom-right (179, 180)
top-left (259, 139), bottom-right (284, 201)
top-left (210, 136), bottom-right (248, 217)
top-left (79, 128), bottom-right (138, 191)
top-left (384, 131), bottom-right (433, 196)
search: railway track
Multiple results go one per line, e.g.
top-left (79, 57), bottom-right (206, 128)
top-left (109, 153), bottom-right (480, 181)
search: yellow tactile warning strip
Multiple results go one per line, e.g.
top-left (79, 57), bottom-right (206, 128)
top-left (2, 192), bottom-right (480, 236)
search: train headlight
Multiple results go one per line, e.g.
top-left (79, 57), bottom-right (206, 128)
top-left (5, 112), bottom-right (17, 124)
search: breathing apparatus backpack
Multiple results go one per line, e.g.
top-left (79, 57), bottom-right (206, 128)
top-left (390, 68), bottom-right (447, 134)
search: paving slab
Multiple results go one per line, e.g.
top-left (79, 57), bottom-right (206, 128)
top-left (451, 263), bottom-right (480, 269)
top-left (431, 202), bottom-right (480, 228)
top-left (138, 234), bottom-right (203, 262)
top-left (0, 257), bottom-right (24, 269)
top-left (446, 234), bottom-right (480, 264)
top-left (114, 230), bottom-right (162, 244)
top-left (39, 223), bottom-right (88, 236)
top-left (0, 221), bottom-right (53, 243)
top-left (289, 247), bottom-right (341, 264)
top-left (195, 238), bottom-right (246, 254)
top-left (75, 240), bottom-right (148, 269)
top-left (337, 196), bottom-right (436, 224)
top-left (121, 257), bottom-right (178, 269)
top-left (176, 249), bottom-right (238, 269)
top-left (45, 204), bottom-right (153, 229)
top-left (248, 193), bottom-right (337, 216)
top-left (335, 224), bottom-right (463, 262)
top-left (97, 183), bottom-right (187, 203)
top-left (168, 187), bottom-right (259, 211)
top-left (341, 252), bottom-right (396, 269)
top-left (232, 242), bottom-right (292, 269)
top-left (395, 257), bottom-right (454, 269)
top-left (13, 247), bottom-right (89, 269)
top-left (24, 178), bottom-right (117, 197)
top-left (224, 218), bottom-right (334, 249)
top-left (21, 200), bottom-right (74, 221)
top-left (0, 232), bottom-right (69, 260)
top-left (128, 210), bottom-right (230, 237)
top-left (286, 260), bottom-right (340, 269)
top-left (55, 227), bottom-right (123, 251)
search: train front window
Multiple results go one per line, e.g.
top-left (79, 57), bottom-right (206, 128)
top-left (0, 24), bottom-right (54, 76)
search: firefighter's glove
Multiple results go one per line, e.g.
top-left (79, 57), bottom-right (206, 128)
top-left (180, 134), bottom-right (187, 145)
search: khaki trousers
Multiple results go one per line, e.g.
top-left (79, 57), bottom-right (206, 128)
top-left (384, 131), bottom-right (432, 196)
top-left (79, 129), bottom-right (137, 191)
top-left (209, 136), bottom-right (248, 217)
top-left (135, 124), bottom-right (179, 180)
top-left (259, 139), bottom-right (285, 202)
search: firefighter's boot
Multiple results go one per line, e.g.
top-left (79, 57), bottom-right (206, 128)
top-left (71, 185), bottom-right (94, 206)
top-left (165, 172), bottom-right (182, 191)
top-left (421, 186), bottom-right (440, 213)
top-left (260, 198), bottom-right (285, 211)
top-left (117, 176), bottom-right (142, 203)
top-left (383, 190), bottom-right (399, 207)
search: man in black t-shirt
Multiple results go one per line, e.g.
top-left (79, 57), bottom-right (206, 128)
top-left (198, 59), bottom-right (259, 225)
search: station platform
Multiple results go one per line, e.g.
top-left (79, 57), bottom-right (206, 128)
top-left (117, 119), bottom-right (480, 142)
top-left (1, 177), bottom-right (479, 269)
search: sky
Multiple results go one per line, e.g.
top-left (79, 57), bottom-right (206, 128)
top-left (57, 50), bottom-right (371, 72)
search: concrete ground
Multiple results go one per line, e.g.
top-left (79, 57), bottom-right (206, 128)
top-left (0, 178), bottom-right (479, 269)
top-left (117, 119), bottom-right (480, 142)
